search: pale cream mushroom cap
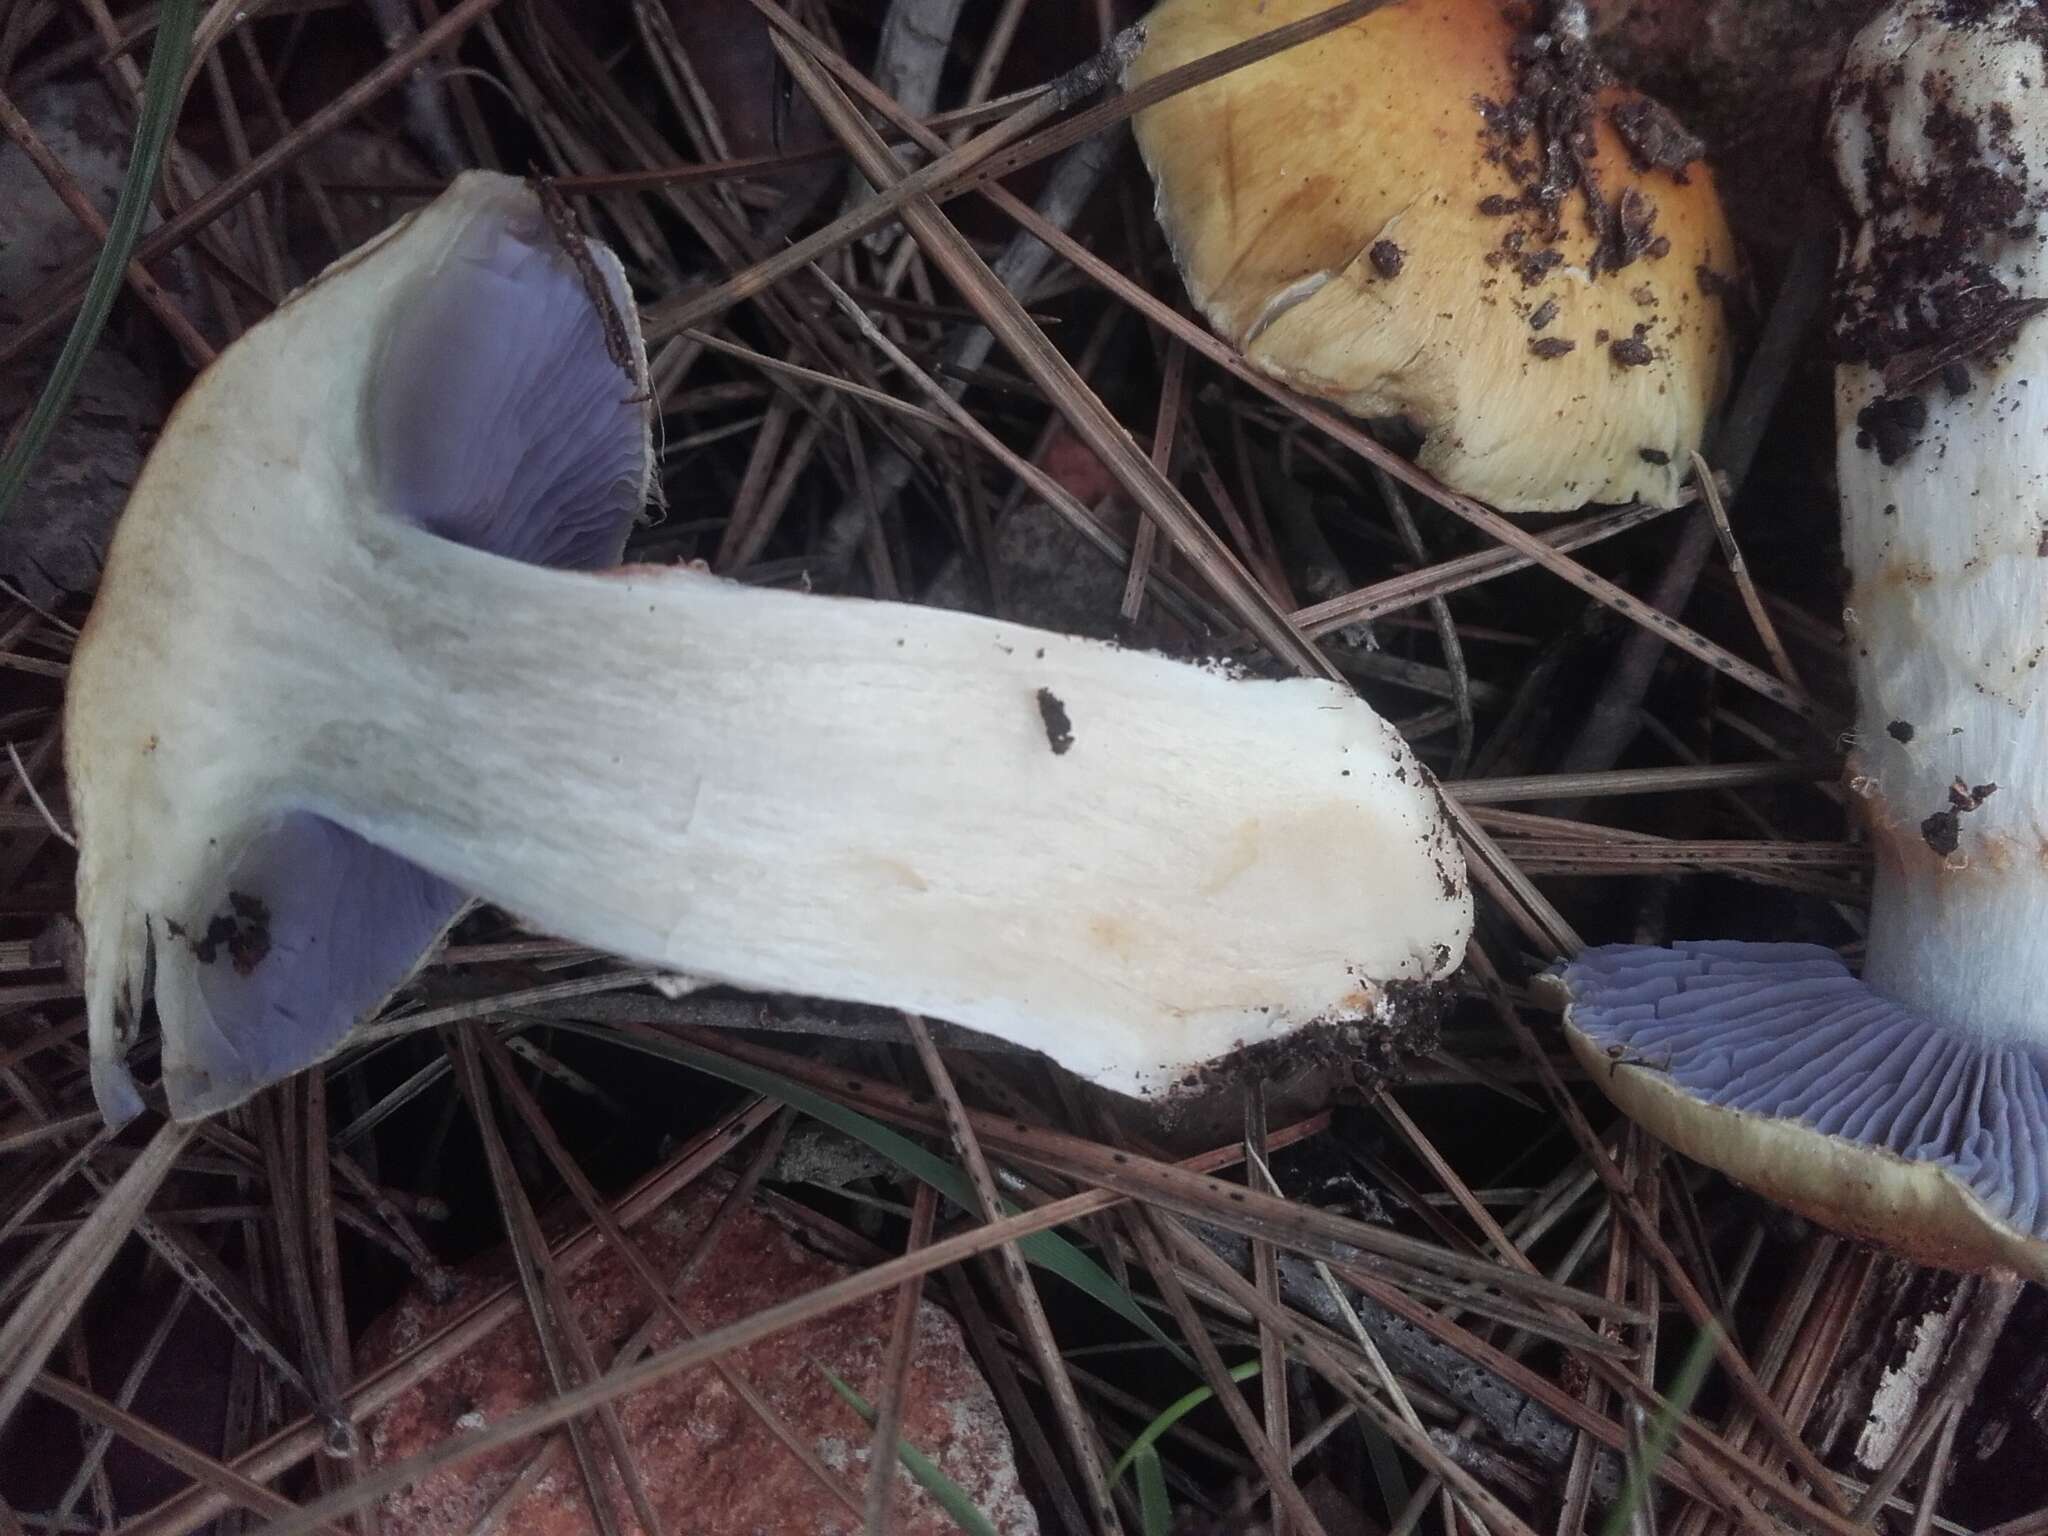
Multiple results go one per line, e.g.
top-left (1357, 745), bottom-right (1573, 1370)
top-left (1548, 940), bottom-right (2048, 1284)
top-left (1127, 0), bottom-right (1740, 511)
top-left (1562, 1018), bottom-right (2048, 1283)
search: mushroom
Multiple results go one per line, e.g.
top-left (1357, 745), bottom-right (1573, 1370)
top-left (69, 170), bottom-right (1474, 1127)
top-left (1549, 0), bottom-right (2048, 1280)
top-left (1124, 0), bottom-right (1739, 512)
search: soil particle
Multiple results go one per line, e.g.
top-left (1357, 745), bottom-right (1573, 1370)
top-left (1695, 264), bottom-right (1739, 303)
top-left (1853, 393), bottom-right (1929, 465)
top-left (1530, 335), bottom-right (1577, 359)
top-left (1638, 446), bottom-right (1671, 464)
top-left (1919, 778), bottom-right (1998, 857)
top-left (1609, 330), bottom-right (1656, 367)
top-left (1833, 17), bottom-right (2048, 380)
top-left (1034, 687), bottom-right (1074, 755)
top-left (1888, 719), bottom-right (1917, 743)
top-left (1167, 979), bottom-right (1449, 1099)
top-left (1933, 0), bottom-right (2048, 48)
top-left (1919, 809), bottom-right (1960, 857)
top-left (1488, 230), bottom-right (1569, 287)
top-left (1473, 2), bottom-right (1704, 277)
top-left (1610, 97), bottom-right (1707, 175)
top-left (175, 892), bottom-right (273, 975)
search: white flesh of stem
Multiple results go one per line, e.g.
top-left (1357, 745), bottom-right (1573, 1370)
top-left (1835, 5), bottom-right (2048, 1045)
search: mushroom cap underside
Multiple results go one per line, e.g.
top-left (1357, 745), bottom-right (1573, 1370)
top-left (1127, 0), bottom-right (1739, 511)
top-left (67, 171), bottom-right (653, 1125)
top-left (1556, 941), bottom-right (2048, 1280)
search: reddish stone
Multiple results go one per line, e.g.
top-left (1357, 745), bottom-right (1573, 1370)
top-left (1040, 426), bottom-right (1122, 510)
top-left (357, 1182), bottom-right (1038, 1535)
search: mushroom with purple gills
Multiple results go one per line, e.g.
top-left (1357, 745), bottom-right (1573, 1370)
top-left (1548, 0), bottom-right (2048, 1281)
top-left (69, 170), bottom-right (1475, 1129)
top-left (1124, 0), bottom-right (1740, 513)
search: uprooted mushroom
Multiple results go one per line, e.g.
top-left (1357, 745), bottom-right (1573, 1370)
top-left (1125, 0), bottom-right (1740, 511)
top-left (68, 170), bottom-right (1474, 1127)
top-left (1550, 0), bottom-right (2048, 1281)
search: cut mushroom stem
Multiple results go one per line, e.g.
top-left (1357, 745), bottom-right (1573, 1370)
top-left (69, 171), bottom-right (1473, 1126)
top-left (1550, 0), bottom-right (2048, 1280)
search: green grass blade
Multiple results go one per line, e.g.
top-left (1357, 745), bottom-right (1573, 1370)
top-left (820, 1365), bottom-right (1001, 1536)
top-left (547, 1020), bottom-right (1190, 1366)
top-left (1109, 1359), bottom-right (1261, 1485)
top-left (1361, 1422), bottom-right (1411, 1521)
top-left (1133, 1447), bottom-right (1173, 1536)
top-left (1600, 1325), bottom-right (1721, 1536)
top-left (0, 0), bottom-right (200, 528)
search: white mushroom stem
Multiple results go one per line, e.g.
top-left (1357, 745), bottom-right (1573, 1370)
top-left (69, 177), bottom-right (1470, 1121)
top-left (1832, 0), bottom-right (2048, 1044)
top-left (1542, 2), bottom-right (2048, 1283)
top-left (159, 525), bottom-right (1465, 1097)
top-left (98, 530), bottom-right (1468, 1102)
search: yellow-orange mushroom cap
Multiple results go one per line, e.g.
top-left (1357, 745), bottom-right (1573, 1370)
top-left (1127, 0), bottom-right (1740, 511)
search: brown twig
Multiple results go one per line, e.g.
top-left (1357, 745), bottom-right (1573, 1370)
top-left (0, 83), bottom-right (214, 364)
top-left (0, 0), bottom-right (513, 372)
top-left (861, 1181), bottom-right (939, 1536)
top-left (901, 1014), bottom-right (1126, 1532)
